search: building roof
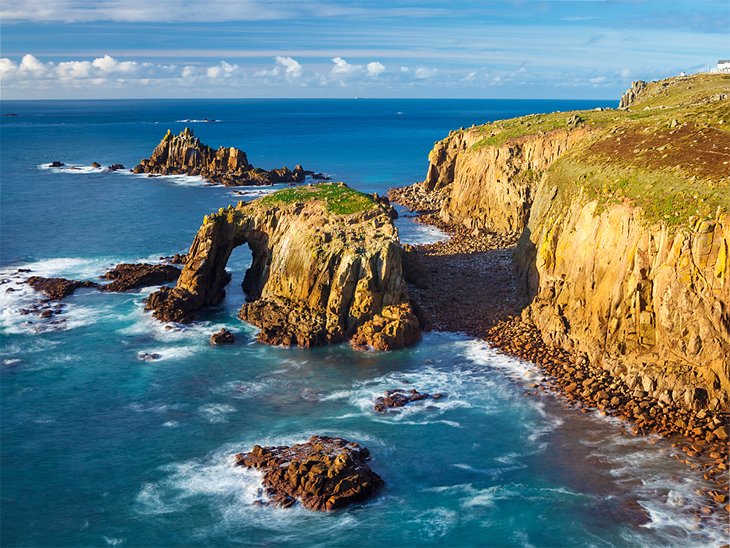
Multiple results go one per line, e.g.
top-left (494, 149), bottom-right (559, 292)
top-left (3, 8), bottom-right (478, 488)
top-left (719, 60), bottom-right (730, 64)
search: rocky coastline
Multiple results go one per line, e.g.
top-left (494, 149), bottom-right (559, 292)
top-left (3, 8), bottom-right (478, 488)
top-left (388, 73), bottom-right (730, 517)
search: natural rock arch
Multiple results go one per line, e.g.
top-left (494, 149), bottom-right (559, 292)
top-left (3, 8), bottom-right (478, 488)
top-left (146, 190), bottom-right (422, 350)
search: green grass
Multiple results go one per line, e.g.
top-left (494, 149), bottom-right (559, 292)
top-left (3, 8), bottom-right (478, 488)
top-left (259, 183), bottom-right (377, 215)
top-left (546, 157), bottom-right (729, 226)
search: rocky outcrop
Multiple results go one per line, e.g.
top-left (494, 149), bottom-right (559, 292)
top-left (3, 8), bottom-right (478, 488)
top-left (373, 388), bottom-right (445, 413)
top-left (133, 128), bottom-right (324, 186)
top-left (99, 263), bottom-right (180, 292)
top-left (146, 184), bottom-right (421, 350)
top-left (234, 436), bottom-right (383, 511)
top-left (26, 277), bottom-right (98, 299)
top-left (618, 80), bottom-right (647, 109)
top-left (26, 263), bottom-right (181, 300)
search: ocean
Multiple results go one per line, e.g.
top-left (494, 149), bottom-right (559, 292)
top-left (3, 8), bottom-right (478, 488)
top-left (0, 99), bottom-right (725, 547)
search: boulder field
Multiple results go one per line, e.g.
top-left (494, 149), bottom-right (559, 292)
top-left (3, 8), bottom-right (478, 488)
top-left (146, 183), bottom-right (422, 351)
top-left (132, 127), bottom-right (327, 186)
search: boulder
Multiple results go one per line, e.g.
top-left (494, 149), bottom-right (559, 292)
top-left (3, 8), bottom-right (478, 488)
top-left (210, 328), bottom-right (235, 345)
top-left (235, 436), bottom-right (383, 511)
top-left (49, 161), bottom-right (64, 168)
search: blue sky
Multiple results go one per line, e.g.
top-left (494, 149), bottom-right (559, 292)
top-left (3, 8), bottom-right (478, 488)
top-left (0, 0), bottom-right (727, 99)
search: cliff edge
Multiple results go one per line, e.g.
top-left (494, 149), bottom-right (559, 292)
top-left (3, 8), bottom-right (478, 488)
top-left (146, 183), bottom-right (421, 350)
top-left (392, 72), bottom-right (730, 410)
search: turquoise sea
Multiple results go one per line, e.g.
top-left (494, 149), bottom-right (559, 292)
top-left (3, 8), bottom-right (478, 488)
top-left (0, 99), bottom-right (726, 547)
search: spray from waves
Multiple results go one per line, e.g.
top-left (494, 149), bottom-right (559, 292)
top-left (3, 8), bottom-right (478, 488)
top-left (175, 119), bottom-right (221, 123)
top-left (38, 163), bottom-right (106, 174)
top-left (460, 338), bottom-right (727, 544)
top-left (0, 256), bottom-right (178, 335)
top-left (135, 437), bottom-right (377, 539)
top-left (394, 218), bottom-right (449, 246)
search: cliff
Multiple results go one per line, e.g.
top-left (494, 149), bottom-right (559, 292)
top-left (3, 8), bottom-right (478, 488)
top-left (146, 183), bottom-right (421, 350)
top-left (133, 127), bottom-right (324, 186)
top-left (396, 72), bottom-right (730, 410)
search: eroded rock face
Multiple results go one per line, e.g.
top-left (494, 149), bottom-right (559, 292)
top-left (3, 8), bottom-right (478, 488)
top-left (99, 263), bottom-right (180, 292)
top-left (26, 277), bottom-right (99, 299)
top-left (618, 80), bottom-right (647, 109)
top-left (234, 436), bottom-right (383, 511)
top-left (133, 128), bottom-right (321, 186)
top-left (418, 126), bottom-right (592, 236)
top-left (146, 188), bottom-right (421, 350)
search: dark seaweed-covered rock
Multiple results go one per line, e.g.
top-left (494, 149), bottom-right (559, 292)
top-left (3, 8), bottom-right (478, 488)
top-left (26, 276), bottom-right (99, 300)
top-left (373, 388), bottom-right (445, 413)
top-left (235, 436), bottom-right (383, 511)
top-left (99, 263), bottom-right (180, 292)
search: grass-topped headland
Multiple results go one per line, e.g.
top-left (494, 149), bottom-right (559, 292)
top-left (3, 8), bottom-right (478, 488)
top-left (463, 73), bottom-right (730, 227)
top-left (470, 73), bottom-right (730, 151)
top-left (259, 182), bottom-right (377, 215)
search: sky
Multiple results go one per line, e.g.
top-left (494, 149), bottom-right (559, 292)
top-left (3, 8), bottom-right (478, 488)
top-left (0, 0), bottom-right (728, 99)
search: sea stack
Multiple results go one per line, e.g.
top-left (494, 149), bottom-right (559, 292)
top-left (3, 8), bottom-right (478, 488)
top-left (146, 183), bottom-right (422, 350)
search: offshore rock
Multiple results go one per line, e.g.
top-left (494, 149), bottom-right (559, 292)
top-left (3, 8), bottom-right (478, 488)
top-left (26, 277), bottom-right (99, 300)
top-left (147, 184), bottom-right (421, 350)
top-left (234, 436), bottom-right (383, 511)
top-left (133, 128), bottom-right (324, 186)
top-left (210, 328), bottom-right (235, 345)
top-left (99, 263), bottom-right (180, 292)
top-left (373, 388), bottom-right (445, 413)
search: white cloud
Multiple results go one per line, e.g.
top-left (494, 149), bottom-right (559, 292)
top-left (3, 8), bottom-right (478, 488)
top-left (331, 56), bottom-right (362, 77)
top-left (19, 54), bottom-right (48, 76)
top-left (414, 67), bottom-right (437, 79)
top-left (92, 54), bottom-right (137, 74)
top-left (57, 60), bottom-right (94, 80)
top-left (589, 76), bottom-right (607, 84)
top-left (366, 61), bottom-right (385, 77)
top-left (181, 65), bottom-right (196, 79)
top-left (0, 58), bottom-right (17, 79)
top-left (275, 56), bottom-right (302, 78)
top-left (207, 60), bottom-right (238, 79)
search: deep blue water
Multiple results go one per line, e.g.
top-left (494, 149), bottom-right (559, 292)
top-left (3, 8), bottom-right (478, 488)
top-left (1, 99), bottom-right (725, 547)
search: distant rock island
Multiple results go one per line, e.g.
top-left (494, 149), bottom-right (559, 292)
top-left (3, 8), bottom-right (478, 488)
top-left (132, 127), bottom-right (328, 186)
top-left (146, 183), bottom-right (422, 350)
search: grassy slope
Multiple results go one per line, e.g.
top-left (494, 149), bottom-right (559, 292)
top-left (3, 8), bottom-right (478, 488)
top-left (470, 73), bottom-right (730, 225)
top-left (259, 183), bottom-right (377, 215)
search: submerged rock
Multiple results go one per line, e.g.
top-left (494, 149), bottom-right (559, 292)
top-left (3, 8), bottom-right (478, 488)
top-left (235, 436), bottom-right (383, 511)
top-left (147, 184), bottom-right (422, 350)
top-left (132, 128), bottom-right (326, 187)
top-left (99, 263), bottom-right (180, 292)
top-left (373, 388), bottom-right (446, 413)
top-left (26, 276), bottom-right (99, 300)
top-left (210, 328), bottom-right (235, 345)
top-left (49, 161), bottom-right (64, 168)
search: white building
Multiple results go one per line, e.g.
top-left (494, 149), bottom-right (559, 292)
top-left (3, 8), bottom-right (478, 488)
top-left (712, 60), bottom-right (730, 73)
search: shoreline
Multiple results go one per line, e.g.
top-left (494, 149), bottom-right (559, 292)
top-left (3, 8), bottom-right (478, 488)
top-left (389, 183), bottom-right (730, 522)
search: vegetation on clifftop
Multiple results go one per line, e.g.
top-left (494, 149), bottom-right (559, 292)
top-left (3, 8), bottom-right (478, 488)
top-left (466, 73), bottom-right (730, 226)
top-left (259, 183), bottom-right (377, 215)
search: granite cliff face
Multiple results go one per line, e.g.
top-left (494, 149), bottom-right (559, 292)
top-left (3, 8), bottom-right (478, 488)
top-left (146, 184), bottom-right (421, 350)
top-left (419, 125), bottom-right (591, 236)
top-left (133, 128), bottom-right (321, 186)
top-left (396, 73), bottom-right (730, 410)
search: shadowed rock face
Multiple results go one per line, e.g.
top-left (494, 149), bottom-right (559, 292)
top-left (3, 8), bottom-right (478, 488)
top-left (234, 436), bottom-right (383, 511)
top-left (146, 187), bottom-right (422, 350)
top-left (132, 127), bottom-right (317, 186)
